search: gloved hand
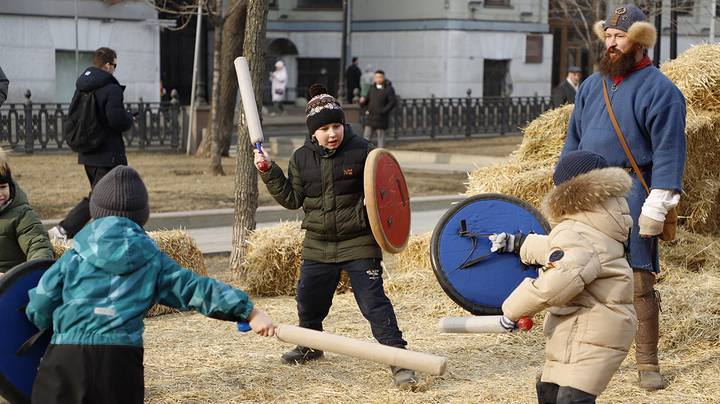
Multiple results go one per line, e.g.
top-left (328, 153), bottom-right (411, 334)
top-left (488, 232), bottom-right (525, 253)
top-left (499, 315), bottom-right (517, 332)
top-left (253, 145), bottom-right (272, 172)
top-left (639, 214), bottom-right (663, 238)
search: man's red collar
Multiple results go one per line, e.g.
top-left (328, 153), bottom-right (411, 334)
top-left (612, 56), bottom-right (652, 86)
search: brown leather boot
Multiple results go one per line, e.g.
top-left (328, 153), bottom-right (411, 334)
top-left (633, 270), bottom-right (667, 391)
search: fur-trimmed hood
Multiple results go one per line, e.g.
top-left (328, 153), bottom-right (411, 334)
top-left (543, 167), bottom-right (633, 242)
top-left (593, 19), bottom-right (657, 49)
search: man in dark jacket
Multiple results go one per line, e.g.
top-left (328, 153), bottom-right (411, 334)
top-left (360, 70), bottom-right (396, 148)
top-left (48, 47), bottom-right (134, 241)
top-left (551, 66), bottom-right (582, 107)
top-left (345, 57), bottom-right (362, 103)
top-left (0, 65), bottom-right (9, 107)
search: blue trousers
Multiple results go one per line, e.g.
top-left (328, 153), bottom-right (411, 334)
top-left (626, 170), bottom-right (660, 272)
top-left (296, 258), bottom-right (407, 348)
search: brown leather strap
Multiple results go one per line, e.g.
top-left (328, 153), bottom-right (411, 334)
top-left (602, 80), bottom-right (651, 195)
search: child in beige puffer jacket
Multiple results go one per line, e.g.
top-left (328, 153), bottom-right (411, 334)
top-left (492, 150), bottom-right (637, 403)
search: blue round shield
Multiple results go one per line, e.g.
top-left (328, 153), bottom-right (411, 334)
top-left (431, 194), bottom-right (550, 315)
top-left (0, 259), bottom-right (55, 404)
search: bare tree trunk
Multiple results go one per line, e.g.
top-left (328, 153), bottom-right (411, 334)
top-left (197, 0), bottom-right (223, 162)
top-left (218, 0), bottom-right (248, 157)
top-left (230, 0), bottom-right (269, 274)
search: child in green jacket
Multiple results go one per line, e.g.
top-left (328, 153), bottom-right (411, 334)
top-left (26, 165), bottom-right (275, 404)
top-left (0, 147), bottom-right (53, 273)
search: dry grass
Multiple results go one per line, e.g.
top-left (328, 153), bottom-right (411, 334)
top-left (142, 234), bottom-right (720, 403)
top-left (7, 152), bottom-right (468, 220)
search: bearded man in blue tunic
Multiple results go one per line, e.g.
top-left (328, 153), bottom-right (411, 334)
top-left (560, 4), bottom-right (686, 392)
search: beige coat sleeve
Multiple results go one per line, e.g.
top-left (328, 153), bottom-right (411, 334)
top-left (502, 229), bottom-right (601, 321)
top-left (519, 234), bottom-right (550, 267)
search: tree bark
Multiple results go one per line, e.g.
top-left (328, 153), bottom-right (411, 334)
top-left (196, 0), bottom-right (224, 162)
top-left (230, 0), bottom-right (269, 274)
top-left (218, 0), bottom-right (248, 157)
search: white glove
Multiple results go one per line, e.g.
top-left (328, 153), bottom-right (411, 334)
top-left (489, 232), bottom-right (523, 253)
top-left (641, 189), bottom-right (680, 222)
top-left (499, 315), bottom-right (517, 332)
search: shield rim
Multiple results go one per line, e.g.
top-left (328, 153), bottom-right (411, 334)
top-left (430, 193), bottom-right (551, 315)
top-left (364, 148), bottom-right (411, 254)
top-left (0, 258), bottom-right (55, 404)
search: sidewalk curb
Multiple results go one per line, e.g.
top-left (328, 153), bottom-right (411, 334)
top-left (42, 194), bottom-right (465, 232)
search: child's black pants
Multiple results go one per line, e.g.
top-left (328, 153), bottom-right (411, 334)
top-left (536, 381), bottom-right (596, 404)
top-left (32, 344), bottom-right (143, 404)
top-left (296, 258), bottom-right (407, 348)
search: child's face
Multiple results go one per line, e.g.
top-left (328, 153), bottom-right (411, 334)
top-left (313, 123), bottom-right (344, 149)
top-left (0, 183), bottom-right (10, 205)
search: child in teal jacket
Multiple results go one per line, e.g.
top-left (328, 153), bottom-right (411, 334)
top-left (26, 166), bottom-right (274, 404)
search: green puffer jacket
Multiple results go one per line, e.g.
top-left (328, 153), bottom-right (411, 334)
top-left (0, 181), bottom-right (54, 273)
top-left (260, 127), bottom-right (381, 263)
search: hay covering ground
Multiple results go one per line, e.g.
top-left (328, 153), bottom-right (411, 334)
top-left (52, 229), bottom-right (206, 317)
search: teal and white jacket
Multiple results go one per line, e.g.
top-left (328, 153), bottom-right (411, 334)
top-left (26, 216), bottom-right (254, 347)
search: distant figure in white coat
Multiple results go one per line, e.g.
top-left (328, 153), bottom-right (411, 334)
top-left (270, 60), bottom-right (288, 115)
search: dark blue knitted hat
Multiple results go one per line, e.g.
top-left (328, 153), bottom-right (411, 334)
top-left (553, 150), bottom-right (609, 186)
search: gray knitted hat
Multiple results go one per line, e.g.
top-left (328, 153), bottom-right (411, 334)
top-left (90, 165), bottom-right (150, 226)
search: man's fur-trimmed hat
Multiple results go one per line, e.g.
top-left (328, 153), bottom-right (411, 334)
top-left (593, 4), bottom-right (657, 49)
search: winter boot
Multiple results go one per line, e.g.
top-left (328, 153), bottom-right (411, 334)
top-left (633, 270), bottom-right (666, 391)
top-left (390, 366), bottom-right (418, 390)
top-left (281, 346), bottom-right (323, 365)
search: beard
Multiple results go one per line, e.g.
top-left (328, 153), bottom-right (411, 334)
top-left (598, 48), bottom-right (637, 77)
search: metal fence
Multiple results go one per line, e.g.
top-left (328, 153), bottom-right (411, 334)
top-left (362, 90), bottom-right (553, 139)
top-left (0, 90), bottom-right (186, 154)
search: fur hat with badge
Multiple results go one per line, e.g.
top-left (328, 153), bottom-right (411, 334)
top-left (90, 165), bottom-right (150, 227)
top-left (593, 4), bottom-right (657, 49)
top-left (305, 84), bottom-right (345, 136)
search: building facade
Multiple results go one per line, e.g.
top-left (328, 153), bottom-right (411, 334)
top-left (267, 0), bottom-right (553, 100)
top-left (0, 0), bottom-right (161, 104)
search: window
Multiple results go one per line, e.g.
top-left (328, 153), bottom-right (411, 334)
top-left (296, 0), bottom-right (341, 9)
top-left (55, 50), bottom-right (94, 102)
top-left (269, 0), bottom-right (278, 9)
top-left (525, 35), bottom-right (543, 63)
top-left (484, 0), bottom-right (511, 7)
top-left (483, 59), bottom-right (511, 97)
top-left (675, 0), bottom-right (694, 16)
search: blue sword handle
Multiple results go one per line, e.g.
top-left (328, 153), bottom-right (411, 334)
top-left (237, 321), bottom-right (251, 333)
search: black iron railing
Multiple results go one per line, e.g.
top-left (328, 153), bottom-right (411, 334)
top-left (361, 90), bottom-right (553, 139)
top-left (0, 90), bottom-right (186, 154)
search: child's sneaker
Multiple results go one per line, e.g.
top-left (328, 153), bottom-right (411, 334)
top-left (47, 225), bottom-right (68, 242)
top-left (391, 366), bottom-right (418, 390)
top-left (280, 346), bottom-right (323, 365)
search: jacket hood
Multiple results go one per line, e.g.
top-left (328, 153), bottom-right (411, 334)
top-left (304, 124), bottom-right (357, 156)
top-left (76, 67), bottom-right (121, 92)
top-left (0, 180), bottom-right (26, 214)
top-left (543, 167), bottom-right (633, 241)
top-left (73, 216), bottom-right (159, 275)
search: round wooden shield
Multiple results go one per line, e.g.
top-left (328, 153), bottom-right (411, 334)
top-left (430, 194), bottom-right (550, 315)
top-left (364, 148), bottom-right (411, 253)
top-left (0, 259), bottom-right (55, 404)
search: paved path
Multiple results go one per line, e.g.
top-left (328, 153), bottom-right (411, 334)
top-left (188, 208), bottom-right (451, 255)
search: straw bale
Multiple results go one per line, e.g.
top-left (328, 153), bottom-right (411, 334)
top-left (52, 229), bottom-right (207, 317)
top-left (394, 232), bottom-right (432, 274)
top-left (513, 104), bottom-right (573, 163)
top-left (236, 221), bottom-right (350, 296)
top-left (466, 160), bottom-right (554, 209)
top-left (660, 43), bottom-right (720, 112)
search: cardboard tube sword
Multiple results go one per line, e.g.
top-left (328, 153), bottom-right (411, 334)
top-left (237, 322), bottom-right (447, 376)
top-left (234, 56), bottom-right (268, 171)
top-left (438, 315), bottom-right (533, 333)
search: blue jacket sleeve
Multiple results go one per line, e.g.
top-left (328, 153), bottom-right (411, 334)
top-left (646, 91), bottom-right (686, 191)
top-left (155, 253), bottom-right (254, 321)
top-left (561, 81), bottom-right (584, 158)
top-left (26, 254), bottom-right (70, 331)
top-left (104, 84), bottom-right (134, 132)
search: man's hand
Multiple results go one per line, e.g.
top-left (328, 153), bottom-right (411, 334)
top-left (639, 214), bottom-right (663, 238)
top-left (253, 145), bottom-right (272, 172)
top-left (247, 308), bottom-right (275, 337)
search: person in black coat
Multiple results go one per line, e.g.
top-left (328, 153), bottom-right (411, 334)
top-left (48, 47), bottom-right (134, 241)
top-left (552, 66), bottom-right (582, 107)
top-left (345, 57), bottom-right (362, 103)
top-left (0, 65), bottom-right (9, 107)
top-left (360, 70), bottom-right (396, 148)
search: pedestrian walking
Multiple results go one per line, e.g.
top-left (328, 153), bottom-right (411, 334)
top-left (360, 70), bottom-right (396, 148)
